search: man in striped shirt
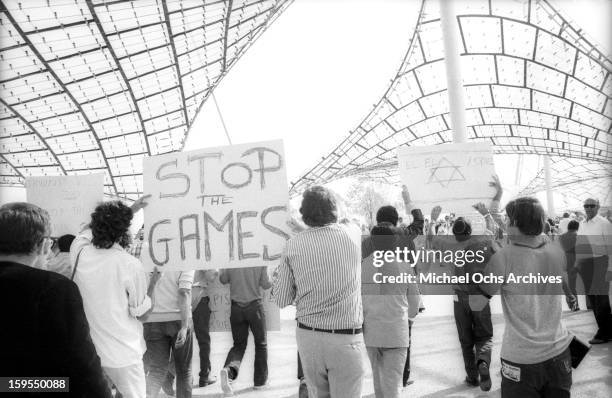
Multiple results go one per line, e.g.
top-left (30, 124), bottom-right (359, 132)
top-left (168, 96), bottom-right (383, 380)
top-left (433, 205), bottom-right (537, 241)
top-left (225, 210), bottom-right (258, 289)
top-left (273, 186), bottom-right (365, 398)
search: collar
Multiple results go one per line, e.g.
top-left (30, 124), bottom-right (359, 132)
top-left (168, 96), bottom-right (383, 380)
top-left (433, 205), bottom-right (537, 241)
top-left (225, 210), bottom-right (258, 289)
top-left (508, 230), bottom-right (548, 249)
top-left (584, 215), bottom-right (603, 223)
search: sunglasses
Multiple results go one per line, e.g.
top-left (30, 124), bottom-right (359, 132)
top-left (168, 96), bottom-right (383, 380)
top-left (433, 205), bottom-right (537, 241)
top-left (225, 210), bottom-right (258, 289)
top-left (583, 204), bottom-right (597, 208)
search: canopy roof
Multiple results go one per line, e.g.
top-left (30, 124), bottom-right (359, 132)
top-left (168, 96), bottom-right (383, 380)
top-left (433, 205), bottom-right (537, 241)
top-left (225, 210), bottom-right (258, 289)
top-left (290, 0), bottom-right (611, 199)
top-left (0, 0), bottom-right (291, 200)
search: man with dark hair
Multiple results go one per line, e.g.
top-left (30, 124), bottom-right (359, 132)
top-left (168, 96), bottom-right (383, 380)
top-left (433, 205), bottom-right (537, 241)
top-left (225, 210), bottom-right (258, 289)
top-left (560, 220), bottom-right (581, 309)
top-left (362, 185), bottom-right (424, 388)
top-left (47, 233), bottom-right (75, 278)
top-left (0, 202), bottom-right (111, 397)
top-left (577, 198), bottom-right (612, 344)
top-left (428, 208), bottom-right (496, 392)
top-left (273, 185), bottom-right (364, 398)
top-left (480, 197), bottom-right (576, 397)
top-left (71, 196), bottom-right (158, 398)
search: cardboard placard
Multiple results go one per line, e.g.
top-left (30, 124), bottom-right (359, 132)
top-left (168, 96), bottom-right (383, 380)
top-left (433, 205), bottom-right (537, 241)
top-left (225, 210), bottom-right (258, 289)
top-left (142, 140), bottom-right (290, 270)
top-left (25, 174), bottom-right (104, 237)
top-left (207, 275), bottom-right (280, 332)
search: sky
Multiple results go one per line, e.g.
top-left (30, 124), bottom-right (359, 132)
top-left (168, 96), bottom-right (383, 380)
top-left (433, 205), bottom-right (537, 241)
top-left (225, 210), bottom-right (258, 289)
top-left (181, 0), bottom-right (612, 208)
top-left (1, 0), bottom-right (610, 209)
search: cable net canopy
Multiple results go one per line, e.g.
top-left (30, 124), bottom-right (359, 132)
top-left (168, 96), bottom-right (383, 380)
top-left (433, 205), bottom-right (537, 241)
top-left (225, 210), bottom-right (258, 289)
top-left (290, 0), bottom-right (612, 197)
top-left (519, 156), bottom-right (612, 205)
top-left (0, 0), bottom-right (290, 200)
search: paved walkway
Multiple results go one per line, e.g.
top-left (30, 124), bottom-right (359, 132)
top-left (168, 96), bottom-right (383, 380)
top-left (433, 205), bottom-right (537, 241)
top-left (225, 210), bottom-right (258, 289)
top-left (187, 308), bottom-right (611, 398)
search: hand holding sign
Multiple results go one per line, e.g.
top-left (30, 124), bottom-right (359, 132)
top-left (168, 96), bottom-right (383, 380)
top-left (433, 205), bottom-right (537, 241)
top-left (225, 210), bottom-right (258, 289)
top-left (131, 194), bottom-right (152, 213)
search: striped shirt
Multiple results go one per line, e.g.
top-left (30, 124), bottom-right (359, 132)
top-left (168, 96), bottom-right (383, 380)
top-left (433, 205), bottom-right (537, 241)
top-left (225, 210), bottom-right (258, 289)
top-left (273, 223), bottom-right (363, 330)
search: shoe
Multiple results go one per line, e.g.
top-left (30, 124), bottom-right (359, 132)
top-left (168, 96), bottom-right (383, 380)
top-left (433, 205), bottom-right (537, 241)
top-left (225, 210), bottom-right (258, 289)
top-left (162, 375), bottom-right (175, 397)
top-left (464, 376), bottom-right (479, 387)
top-left (220, 368), bottom-right (234, 396)
top-left (589, 336), bottom-right (611, 344)
top-left (478, 361), bottom-right (492, 392)
top-left (198, 375), bottom-right (217, 387)
top-left (403, 379), bottom-right (414, 387)
top-left (298, 379), bottom-right (309, 398)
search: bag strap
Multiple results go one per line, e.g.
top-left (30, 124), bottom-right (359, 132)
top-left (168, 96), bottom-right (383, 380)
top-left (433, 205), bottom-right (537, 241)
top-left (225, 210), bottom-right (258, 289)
top-left (71, 248), bottom-right (85, 281)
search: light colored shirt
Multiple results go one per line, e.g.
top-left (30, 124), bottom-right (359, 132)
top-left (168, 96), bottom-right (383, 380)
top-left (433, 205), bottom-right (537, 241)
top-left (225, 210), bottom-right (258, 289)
top-left (46, 252), bottom-right (72, 279)
top-left (578, 215), bottom-right (612, 261)
top-left (145, 270), bottom-right (194, 323)
top-left (273, 223), bottom-right (363, 330)
top-left (71, 229), bottom-right (151, 368)
top-left (361, 254), bottom-right (419, 347)
top-left (481, 233), bottom-right (571, 364)
top-left (558, 217), bottom-right (571, 234)
top-left (220, 267), bottom-right (272, 304)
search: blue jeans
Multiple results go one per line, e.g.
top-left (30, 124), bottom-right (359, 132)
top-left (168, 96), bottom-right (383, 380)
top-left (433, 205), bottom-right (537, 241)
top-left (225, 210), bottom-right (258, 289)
top-left (144, 321), bottom-right (193, 398)
top-left (223, 299), bottom-right (268, 386)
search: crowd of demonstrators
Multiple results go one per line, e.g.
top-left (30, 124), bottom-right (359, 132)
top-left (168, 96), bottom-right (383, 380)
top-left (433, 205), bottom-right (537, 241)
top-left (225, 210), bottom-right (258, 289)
top-left (0, 202), bottom-right (111, 397)
top-left (219, 266), bottom-right (272, 394)
top-left (2, 176), bottom-right (612, 398)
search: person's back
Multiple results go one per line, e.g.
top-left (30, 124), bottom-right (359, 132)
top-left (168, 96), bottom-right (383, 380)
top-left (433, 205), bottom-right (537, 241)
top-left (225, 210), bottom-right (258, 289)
top-left (46, 252), bottom-right (72, 278)
top-left (286, 223), bottom-right (362, 329)
top-left (0, 202), bottom-right (110, 397)
top-left (221, 266), bottom-right (272, 304)
top-left (486, 236), bottom-right (571, 362)
top-left (73, 241), bottom-right (149, 368)
top-left (480, 197), bottom-right (573, 398)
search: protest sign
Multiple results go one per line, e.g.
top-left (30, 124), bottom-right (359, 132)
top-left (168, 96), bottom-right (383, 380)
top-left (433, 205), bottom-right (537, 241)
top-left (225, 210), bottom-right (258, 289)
top-left (207, 275), bottom-right (280, 332)
top-left (397, 142), bottom-right (496, 232)
top-left (142, 140), bottom-right (290, 270)
top-left (25, 174), bottom-right (104, 237)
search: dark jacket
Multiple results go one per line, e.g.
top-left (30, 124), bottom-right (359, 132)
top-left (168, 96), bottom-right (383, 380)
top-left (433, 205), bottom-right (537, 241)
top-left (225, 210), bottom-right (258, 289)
top-left (0, 261), bottom-right (111, 397)
top-left (361, 208), bottom-right (425, 261)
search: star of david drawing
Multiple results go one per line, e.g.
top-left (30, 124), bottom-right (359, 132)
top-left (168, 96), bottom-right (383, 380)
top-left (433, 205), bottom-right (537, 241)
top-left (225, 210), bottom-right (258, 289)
top-left (427, 157), bottom-right (466, 187)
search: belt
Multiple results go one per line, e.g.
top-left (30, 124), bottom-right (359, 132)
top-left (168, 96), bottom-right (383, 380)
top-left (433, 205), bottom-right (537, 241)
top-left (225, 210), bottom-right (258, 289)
top-left (298, 322), bottom-right (362, 335)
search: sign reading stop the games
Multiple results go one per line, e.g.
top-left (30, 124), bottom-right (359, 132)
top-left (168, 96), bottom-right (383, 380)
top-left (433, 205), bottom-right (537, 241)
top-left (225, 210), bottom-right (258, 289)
top-left (142, 140), bottom-right (290, 271)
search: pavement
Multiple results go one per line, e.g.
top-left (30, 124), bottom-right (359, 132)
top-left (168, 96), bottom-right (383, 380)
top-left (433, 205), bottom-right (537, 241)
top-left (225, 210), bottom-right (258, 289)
top-left (183, 301), bottom-right (611, 398)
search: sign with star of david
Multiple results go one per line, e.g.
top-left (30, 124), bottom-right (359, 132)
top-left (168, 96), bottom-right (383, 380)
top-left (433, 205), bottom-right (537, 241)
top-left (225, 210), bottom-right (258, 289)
top-left (397, 142), bottom-right (497, 217)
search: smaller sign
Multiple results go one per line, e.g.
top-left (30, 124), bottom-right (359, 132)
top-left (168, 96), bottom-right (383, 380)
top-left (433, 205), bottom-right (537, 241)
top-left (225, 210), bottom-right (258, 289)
top-left (207, 275), bottom-right (281, 332)
top-left (25, 174), bottom-right (105, 237)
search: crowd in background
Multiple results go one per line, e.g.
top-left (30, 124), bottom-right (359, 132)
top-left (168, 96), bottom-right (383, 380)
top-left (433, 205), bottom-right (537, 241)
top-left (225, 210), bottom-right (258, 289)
top-left (0, 175), bottom-right (611, 398)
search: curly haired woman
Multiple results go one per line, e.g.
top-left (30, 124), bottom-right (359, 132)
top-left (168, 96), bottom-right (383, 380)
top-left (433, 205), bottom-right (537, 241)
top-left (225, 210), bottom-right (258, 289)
top-left (71, 195), bottom-right (159, 398)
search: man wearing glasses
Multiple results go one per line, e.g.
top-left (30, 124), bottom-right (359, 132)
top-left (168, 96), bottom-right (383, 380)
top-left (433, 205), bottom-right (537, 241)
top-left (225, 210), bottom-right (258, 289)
top-left (577, 198), bottom-right (612, 344)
